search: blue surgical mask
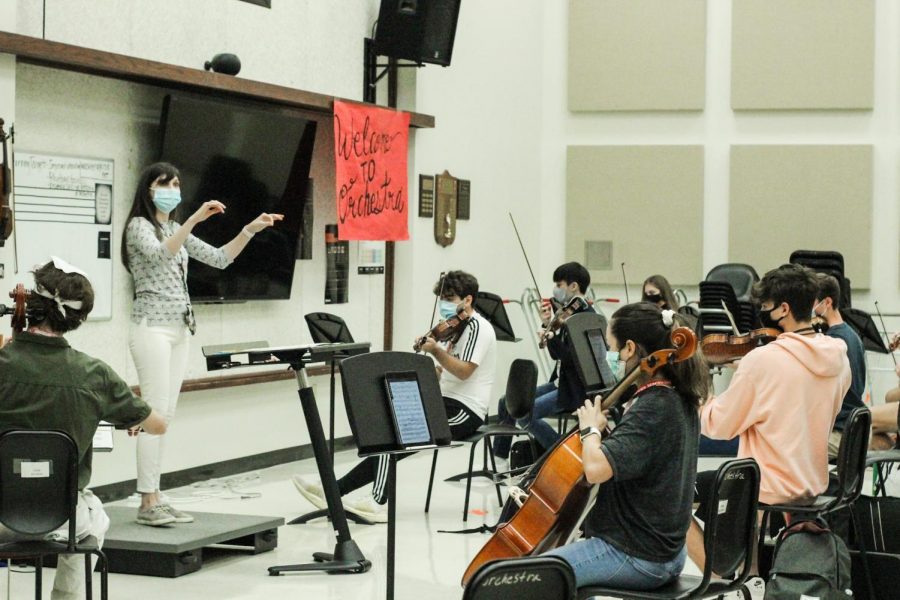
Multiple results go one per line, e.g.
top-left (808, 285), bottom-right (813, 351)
top-left (605, 351), bottom-right (622, 382)
top-left (152, 188), bottom-right (182, 214)
top-left (439, 300), bottom-right (458, 320)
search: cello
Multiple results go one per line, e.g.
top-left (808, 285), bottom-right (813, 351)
top-left (0, 284), bottom-right (30, 345)
top-left (461, 326), bottom-right (697, 585)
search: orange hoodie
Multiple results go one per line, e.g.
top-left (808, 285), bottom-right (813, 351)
top-left (701, 332), bottom-right (851, 505)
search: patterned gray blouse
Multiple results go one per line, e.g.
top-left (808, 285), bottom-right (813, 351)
top-left (125, 217), bottom-right (232, 328)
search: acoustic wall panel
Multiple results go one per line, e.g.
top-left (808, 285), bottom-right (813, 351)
top-left (732, 0), bottom-right (874, 110)
top-left (729, 145), bottom-right (872, 288)
top-left (568, 0), bottom-right (707, 111)
top-left (566, 145), bottom-right (704, 286)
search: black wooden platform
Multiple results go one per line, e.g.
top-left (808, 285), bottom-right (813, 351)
top-left (101, 506), bottom-right (284, 577)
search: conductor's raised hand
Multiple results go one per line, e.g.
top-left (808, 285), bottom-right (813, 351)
top-left (246, 213), bottom-right (284, 234)
top-left (189, 200), bottom-right (226, 224)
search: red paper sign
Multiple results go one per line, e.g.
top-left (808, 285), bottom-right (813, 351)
top-left (333, 101), bottom-right (410, 241)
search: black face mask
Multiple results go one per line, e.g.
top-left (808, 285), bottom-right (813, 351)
top-left (643, 293), bottom-right (662, 304)
top-left (759, 306), bottom-right (784, 331)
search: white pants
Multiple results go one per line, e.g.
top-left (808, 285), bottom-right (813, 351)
top-left (0, 490), bottom-right (109, 600)
top-left (129, 319), bottom-right (190, 494)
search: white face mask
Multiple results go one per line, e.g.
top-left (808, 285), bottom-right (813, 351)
top-left (552, 286), bottom-right (570, 304)
top-left (812, 300), bottom-right (827, 319)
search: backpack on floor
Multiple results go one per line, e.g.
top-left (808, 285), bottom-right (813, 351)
top-left (765, 517), bottom-right (852, 600)
top-left (510, 439), bottom-right (547, 470)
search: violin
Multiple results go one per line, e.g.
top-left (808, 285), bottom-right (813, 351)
top-left (699, 300), bottom-right (779, 365)
top-left (412, 302), bottom-right (470, 352)
top-left (0, 284), bottom-right (30, 345)
top-left (538, 296), bottom-right (588, 348)
top-left (461, 326), bottom-right (697, 586)
top-left (701, 328), bottom-right (780, 365)
top-left (0, 119), bottom-right (13, 246)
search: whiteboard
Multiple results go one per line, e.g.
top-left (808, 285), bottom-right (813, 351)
top-left (12, 152), bottom-right (114, 320)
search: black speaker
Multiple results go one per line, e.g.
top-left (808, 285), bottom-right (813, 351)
top-left (373, 0), bottom-right (462, 66)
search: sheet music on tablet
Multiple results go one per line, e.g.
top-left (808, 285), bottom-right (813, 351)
top-left (385, 373), bottom-right (432, 448)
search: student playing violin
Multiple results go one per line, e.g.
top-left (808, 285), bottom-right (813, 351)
top-left (689, 264), bottom-right (851, 572)
top-left (542, 302), bottom-right (708, 590)
top-left (814, 273), bottom-right (867, 458)
top-left (493, 262), bottom-right (599, 470)
top-left (292, 270), bottom-right (497, 522)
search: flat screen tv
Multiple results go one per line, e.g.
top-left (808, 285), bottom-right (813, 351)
top-left (158, 94), bottom-right (317, 302)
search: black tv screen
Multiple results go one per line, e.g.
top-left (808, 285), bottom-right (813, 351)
top-left (158, 94), bottom-right (317, 302)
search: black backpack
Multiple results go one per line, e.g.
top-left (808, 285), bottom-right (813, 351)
top-left (765, 517), bottom-right (852, 599)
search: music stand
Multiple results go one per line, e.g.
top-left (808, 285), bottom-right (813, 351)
top-left (290, 313), bottom-right (372, 525)
top-left (474, 291), bottom-right (519, 342)
top-left (200, 341), bottom-right (372, 576)
top-left (564, 312), bottom-right (614, 397)
top-left (339, 351), bottom-right (457, 600)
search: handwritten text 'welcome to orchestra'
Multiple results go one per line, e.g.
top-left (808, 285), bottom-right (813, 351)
top-left (335, 113), bottom-right (406, 223)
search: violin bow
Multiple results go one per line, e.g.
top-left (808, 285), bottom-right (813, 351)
top-left (620, 262), bottom-right (630, 304)
top-left (874, 300), bottom-right (898, 367)
top-left (415, 272), bottom-right (446, 354)
top-left (720, 300), bottom-right (743, 336)
top-left (508, 213), bottom-right (545, 318)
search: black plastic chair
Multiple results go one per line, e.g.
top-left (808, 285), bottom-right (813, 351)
top-left (764, 406), bottom-right (870, 517)
top-left (705, 263), bottom-right (759, 304)
top-left (425, 359), bottom-right (539, 521)
top-left (759, 407), bottom-right (873, 590)
top-left (577, 458), bottom-right (760, 600)
top-left (0, 430), bottom-right (108, 600)
top-left (790, 249), bottom-right (851, 308)
top-left (464, 555), bottom-right (576, 600)
top-left (304, 312), bottom-right (355, 344)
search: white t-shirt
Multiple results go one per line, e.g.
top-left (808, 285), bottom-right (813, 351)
top-left (440, 311), bottom-right (497, 418)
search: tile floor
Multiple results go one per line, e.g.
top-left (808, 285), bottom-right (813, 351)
top-left (2, 451), bottom-right (730, 599)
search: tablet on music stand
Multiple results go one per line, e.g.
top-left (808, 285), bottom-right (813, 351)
top-left (384, 371), bottom-right (433, 449)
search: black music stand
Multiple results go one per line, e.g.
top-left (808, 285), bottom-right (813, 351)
top-left (340, 351), bottom-right (457, 600)
top-left (289, 313), bottom-right (373, 525)
top-left (304, 312), bottom-right (354, 461)
top-left (474, 291), bottom-right (519, 342)
top-left (200, 341), bottom-right (372, 576)
top-left (564, 312), bottom-right (614, 397)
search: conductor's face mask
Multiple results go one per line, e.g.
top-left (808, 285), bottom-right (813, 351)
top-left (151, 187), bottom-right (182, 214)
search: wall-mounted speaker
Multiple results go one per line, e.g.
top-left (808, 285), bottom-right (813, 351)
top-left (373, 0), bottom-right (462, 67)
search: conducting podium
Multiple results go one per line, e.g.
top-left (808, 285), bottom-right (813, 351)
top-left (339, 351), bottom-right (457, 600)
top-left (201, 340), bottom-right (371, 576)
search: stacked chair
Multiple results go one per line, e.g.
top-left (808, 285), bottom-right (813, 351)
top-left (699, 263), bottom-right (760, 337)
top-left (790, 250), bottom-right (890, 354)
top-left (790, 250), bottom-right (851, 308)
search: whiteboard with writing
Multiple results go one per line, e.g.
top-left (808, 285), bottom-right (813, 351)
top-left (13, 152), bottom-right (114, 320)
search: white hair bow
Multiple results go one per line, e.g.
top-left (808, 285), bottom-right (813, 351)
top-left (661, 309), bottom-right (676, 327)
top-left (33, 283), bottom-right (84, 314)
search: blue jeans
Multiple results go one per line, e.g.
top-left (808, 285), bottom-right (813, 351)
top-left (493, 382), bottom-right (559, 458)
top-left (545, 537), bottom-right (686, 590)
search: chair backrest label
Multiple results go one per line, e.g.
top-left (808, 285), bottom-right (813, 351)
top-left (19, 460), bottom-right (51, 478)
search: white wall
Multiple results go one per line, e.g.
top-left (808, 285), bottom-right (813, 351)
top-left (538, 0), bottom-right (900, 399)
top-left (394, 0), bottom-right (548, 396)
